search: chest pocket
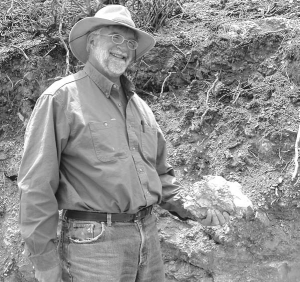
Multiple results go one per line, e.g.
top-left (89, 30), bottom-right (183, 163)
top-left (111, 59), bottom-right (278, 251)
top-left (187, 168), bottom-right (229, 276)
top-left (89, 121), bottom-right (128, 162)
top-left (141, 123), bottom-right (158, 164)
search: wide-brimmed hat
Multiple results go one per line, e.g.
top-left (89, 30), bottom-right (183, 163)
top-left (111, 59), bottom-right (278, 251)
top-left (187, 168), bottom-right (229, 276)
top-left (69, 5), bottom-right (156, 63)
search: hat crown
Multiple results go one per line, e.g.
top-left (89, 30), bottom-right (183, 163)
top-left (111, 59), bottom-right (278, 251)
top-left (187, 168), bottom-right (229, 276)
top-left (69, 4), bottom-right (155, 63)
top-left (94, 5), bottom-right (135, 28)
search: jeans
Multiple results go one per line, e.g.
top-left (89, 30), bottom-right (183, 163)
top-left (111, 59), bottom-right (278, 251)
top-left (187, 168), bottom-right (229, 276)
top-left (58, 213), bottom-right (165, 282)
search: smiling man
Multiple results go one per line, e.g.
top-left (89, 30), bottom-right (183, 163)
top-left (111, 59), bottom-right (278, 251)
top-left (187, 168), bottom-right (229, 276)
top-left (88, 26), bottom-right (136, 82)
top-left (18, 5), bottom-right (229, 282)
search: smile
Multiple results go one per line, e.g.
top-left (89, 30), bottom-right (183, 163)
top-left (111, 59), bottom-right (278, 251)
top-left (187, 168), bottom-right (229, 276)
top-left (110, 52), bottom-right (126, 60)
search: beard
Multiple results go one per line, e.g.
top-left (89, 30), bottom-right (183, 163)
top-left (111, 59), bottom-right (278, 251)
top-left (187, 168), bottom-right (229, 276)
top-left (92, 44), bottom-right (129, 77)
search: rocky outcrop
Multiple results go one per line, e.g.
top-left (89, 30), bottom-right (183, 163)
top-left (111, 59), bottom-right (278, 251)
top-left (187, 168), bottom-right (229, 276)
top-left (181, 175), bottom-right (253, 220)
top-left (158, 173), bottom-right (300, 281)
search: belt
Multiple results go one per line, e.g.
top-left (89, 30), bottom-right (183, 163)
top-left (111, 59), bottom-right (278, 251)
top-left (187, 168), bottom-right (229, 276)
top-left (65, 206), bottom-right (153, 223)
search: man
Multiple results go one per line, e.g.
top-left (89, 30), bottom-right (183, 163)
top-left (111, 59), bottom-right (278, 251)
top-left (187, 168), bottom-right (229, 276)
top-left (18, 5), bottom-right (229, 282)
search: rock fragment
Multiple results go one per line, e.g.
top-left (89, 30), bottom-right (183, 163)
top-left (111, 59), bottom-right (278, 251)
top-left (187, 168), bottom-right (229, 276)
top-left (182, 175), bottom-right (253, 219)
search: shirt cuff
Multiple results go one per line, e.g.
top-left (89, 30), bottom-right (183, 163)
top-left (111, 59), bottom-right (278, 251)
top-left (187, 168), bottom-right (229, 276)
top-left (159, 200), bottom-right (196, 221)
top-left (28, 248), bottom-right (60, 271)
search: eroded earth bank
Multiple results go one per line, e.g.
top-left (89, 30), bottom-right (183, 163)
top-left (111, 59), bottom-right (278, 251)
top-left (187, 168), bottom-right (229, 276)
top-left (1, 0), bottom-right (300, 281)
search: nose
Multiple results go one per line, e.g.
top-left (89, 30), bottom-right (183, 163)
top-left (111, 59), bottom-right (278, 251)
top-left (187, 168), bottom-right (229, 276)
top-left (118, 40), bottom-right (129, 50)
top-left (115, 41), bottom-right (133, 56)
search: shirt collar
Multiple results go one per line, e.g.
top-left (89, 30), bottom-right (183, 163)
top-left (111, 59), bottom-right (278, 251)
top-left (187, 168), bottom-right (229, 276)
top-left (84, 61), bottom-right (136, 98)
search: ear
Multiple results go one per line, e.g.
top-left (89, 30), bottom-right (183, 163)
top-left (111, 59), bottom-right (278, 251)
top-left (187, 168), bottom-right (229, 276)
top-left (87, 34), bottom-right (93, 46)
top-left (86, 34), bottom-right (96, 54)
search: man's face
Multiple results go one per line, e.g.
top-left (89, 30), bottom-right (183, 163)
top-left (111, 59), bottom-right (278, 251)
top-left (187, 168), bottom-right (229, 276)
top-left (89, 26), bottom-right (136, 80)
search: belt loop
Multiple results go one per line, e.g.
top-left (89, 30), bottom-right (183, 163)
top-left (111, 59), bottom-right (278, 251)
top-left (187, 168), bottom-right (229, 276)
top-left (107, 213), bottom-right (112, 227)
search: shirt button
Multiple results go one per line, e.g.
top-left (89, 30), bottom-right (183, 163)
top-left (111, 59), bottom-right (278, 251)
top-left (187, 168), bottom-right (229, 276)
top-left (139, 168), bottom-right (143, 172)
top-left (118, 103), bottom-right (122, 107)
top-left (104, 122), bottom-right (108, 127)
top-left (132, 147), bottom-right (136, 150)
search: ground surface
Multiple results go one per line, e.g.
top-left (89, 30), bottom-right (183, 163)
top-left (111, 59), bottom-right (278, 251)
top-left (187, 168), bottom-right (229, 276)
top-left (1, 0), bottom-right (300, 281)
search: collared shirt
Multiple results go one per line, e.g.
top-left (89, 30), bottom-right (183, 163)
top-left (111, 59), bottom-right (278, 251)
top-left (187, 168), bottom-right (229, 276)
top-left (18, 62), bottom-right (191, 271)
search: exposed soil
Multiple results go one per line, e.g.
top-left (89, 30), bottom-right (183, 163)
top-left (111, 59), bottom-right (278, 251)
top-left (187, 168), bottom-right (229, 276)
top-left (1, 0), bottom-right (300, 281)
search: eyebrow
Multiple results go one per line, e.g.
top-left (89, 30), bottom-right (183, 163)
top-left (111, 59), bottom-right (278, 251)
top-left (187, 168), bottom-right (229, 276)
top-left (111, 32), bottom-right (136, 40)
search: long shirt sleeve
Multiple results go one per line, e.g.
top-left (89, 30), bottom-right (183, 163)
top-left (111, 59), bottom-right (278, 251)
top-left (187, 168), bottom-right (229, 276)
top-left (155, 125), bottom-right (195, 220)
top-left (18, 92), bottom-right (70, 270)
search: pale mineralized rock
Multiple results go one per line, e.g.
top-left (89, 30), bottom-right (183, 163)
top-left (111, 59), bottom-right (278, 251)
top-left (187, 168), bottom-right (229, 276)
top-left (182, 175), bottom-right (253, 219)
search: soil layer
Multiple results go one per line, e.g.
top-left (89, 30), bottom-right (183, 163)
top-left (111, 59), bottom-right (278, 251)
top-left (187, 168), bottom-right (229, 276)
top-left (1, 0), bottom-right (300, 281)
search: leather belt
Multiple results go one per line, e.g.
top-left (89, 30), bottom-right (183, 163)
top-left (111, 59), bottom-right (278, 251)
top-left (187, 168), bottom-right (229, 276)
top-left (65, 206), bottom-right (153, 223)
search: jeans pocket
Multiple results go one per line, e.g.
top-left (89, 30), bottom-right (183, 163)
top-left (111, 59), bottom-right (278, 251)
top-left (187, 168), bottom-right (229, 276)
top-left (68, 221), bottom-right (105, 244)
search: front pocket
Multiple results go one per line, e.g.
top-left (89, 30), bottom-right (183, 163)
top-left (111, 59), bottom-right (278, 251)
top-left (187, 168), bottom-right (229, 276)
top-left (68, 221), bottom-right (105, 244)
top-left (89, 121), bottom-right (128, 162)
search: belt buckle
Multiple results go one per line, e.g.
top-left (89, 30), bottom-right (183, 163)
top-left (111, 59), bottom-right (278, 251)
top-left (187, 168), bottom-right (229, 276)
top-left (134, 211), bottom-right (141, 221)
top-left (133, 206), bottom-right (152, 222)
top-left (133, 210), bottom-right (144, 222)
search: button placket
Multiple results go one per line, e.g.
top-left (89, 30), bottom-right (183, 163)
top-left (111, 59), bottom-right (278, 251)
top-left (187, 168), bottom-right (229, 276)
top-left (126, 105), bottom-right (138, 153)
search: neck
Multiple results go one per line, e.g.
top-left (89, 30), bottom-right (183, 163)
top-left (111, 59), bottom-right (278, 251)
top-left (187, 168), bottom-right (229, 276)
top-left (88, 59), bottom-right (123, 85)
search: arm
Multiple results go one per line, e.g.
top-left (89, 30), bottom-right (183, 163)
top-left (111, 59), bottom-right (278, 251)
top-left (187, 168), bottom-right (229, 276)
top-left (18, 92), bottom-right (70, 271)
top-left (156, 125), bottom-right (229, 226)
top-left (155, 124), bottom-right (195, 220)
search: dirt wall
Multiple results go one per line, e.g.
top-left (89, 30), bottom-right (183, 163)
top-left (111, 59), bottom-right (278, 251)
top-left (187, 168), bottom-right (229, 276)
top-left (1, 0), bottom-right (300, 281)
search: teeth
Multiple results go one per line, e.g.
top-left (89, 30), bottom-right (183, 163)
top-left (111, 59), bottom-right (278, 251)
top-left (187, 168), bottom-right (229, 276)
top-left (111, 53), bottom-right (125, 59)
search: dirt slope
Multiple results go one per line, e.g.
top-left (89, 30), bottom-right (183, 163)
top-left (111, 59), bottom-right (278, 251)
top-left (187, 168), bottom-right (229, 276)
top-left (1, 0), bottom-right (300, 281)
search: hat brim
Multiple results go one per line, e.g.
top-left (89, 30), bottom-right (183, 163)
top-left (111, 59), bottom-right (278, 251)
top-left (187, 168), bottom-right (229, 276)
top-left (69, 17), bottom-right (156, 63)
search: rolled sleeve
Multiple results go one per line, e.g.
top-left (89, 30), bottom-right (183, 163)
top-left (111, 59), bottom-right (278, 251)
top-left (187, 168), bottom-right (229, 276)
top-left (18, 92), bottom-right (70, 271)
